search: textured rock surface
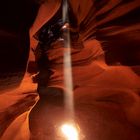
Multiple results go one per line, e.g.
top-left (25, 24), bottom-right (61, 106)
top-left (0, 0), bottom-right (140, 140)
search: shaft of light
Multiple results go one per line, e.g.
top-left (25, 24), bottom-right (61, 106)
top-left (62, 0), bottom-right (69, 23)
top-left (62, 0), bottom-right (74, 117)
top-left (63, 41), bottom-right (74, 116)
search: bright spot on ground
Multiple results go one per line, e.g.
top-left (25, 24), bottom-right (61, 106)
top-left (61, 123), bottom-right (79, 140)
